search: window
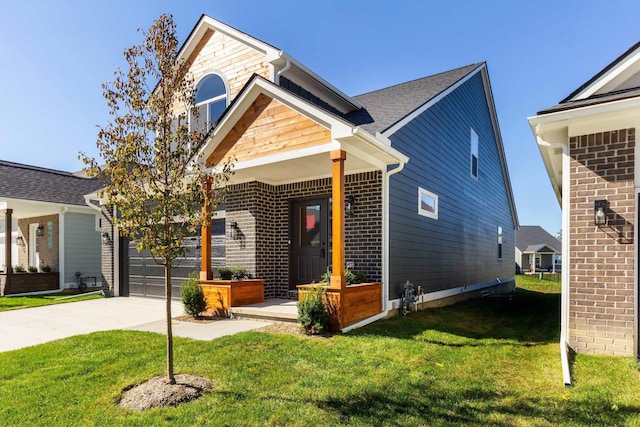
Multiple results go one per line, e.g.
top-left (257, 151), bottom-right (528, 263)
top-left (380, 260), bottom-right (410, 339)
top-left (418, 187), bottom-right (438, 219)
top-left (497, 226), bottom-right (503, 260)
top-left (191, 74), bottom-right (227, 132)
top-left (470, 128), bottom-right (479, 178)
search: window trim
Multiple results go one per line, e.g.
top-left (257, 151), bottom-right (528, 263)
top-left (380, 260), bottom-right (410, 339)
top-left (418, 187), bottom-right (438, 219)
top-left (470, 128), bottom-right (479, 179)
top-left (497, 225), bottom-right (503, 261)
top-left (191, 72), bottom-right (229, 132)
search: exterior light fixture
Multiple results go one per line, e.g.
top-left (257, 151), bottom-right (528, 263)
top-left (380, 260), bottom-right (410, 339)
top-left (36, 225), bottom-right (44, 236)
top-left (230, 220), bottom-right (241, 240)
top-left (16, 236), bottom-right (25, 246)
top-left (101, 232), bottom-right (111, 245)
top-left (594, 199), bottom-right (608, 226)
top-left (346, 195), bottom-right (355, 217)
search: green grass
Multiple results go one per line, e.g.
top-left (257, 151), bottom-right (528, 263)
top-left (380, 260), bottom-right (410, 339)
top-left (0, 291), bottom-right (103, 311)
top-left (0, 276), bottom-right (638, 425)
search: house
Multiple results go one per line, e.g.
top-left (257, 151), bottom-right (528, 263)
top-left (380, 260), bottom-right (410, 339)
top-left (529, 41), bottom-right (640, 383)
top-left (0, 160), bottom-right (103, 295)
top-left (516, 225), bottom-right (561, 273)
top-left (99, 15), bottom-right (518, 330)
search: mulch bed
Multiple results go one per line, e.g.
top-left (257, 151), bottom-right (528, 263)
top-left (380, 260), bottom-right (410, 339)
top-left (119, 374), bottom-right (214, 411)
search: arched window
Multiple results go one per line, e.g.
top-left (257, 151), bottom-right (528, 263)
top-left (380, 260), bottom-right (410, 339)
top-left (191, 74), bottom-right (227, 132)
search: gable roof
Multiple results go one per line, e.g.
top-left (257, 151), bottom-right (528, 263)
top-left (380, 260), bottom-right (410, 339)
top-left (0, 160), bottom-right (103, 206)
top-left (516, 226), bottom-right (561, 253)
top-left (538, 40), bottom-right (640, 115)
top-left (349, 63), bottom-right (483, 135)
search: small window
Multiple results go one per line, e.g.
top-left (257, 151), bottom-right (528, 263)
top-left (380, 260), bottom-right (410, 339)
top-left (497, 226), bottom-right (503, 260)
top-left (418, 187), bottom-right (438, 219)
top-left (470, 128), bottom-right (479, 178)
top-left (191, 74), bottom-right (227, 132)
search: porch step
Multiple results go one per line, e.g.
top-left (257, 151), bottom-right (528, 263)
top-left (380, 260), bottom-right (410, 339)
top-left (230, 299), bottom-right (298, 324)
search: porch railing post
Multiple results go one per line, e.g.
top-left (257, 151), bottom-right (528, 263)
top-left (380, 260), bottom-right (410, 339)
top-left (200, 178), bottom-right (213, 281)
top-left (330, 150), bottom-right (346, 290)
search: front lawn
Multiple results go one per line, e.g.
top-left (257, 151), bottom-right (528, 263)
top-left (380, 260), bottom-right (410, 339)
top-left (0, 276), bottom-right (638, 425)
top-left (0, 291), bottom-right (103, 312)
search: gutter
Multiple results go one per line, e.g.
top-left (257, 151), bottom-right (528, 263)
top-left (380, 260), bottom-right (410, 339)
top-left (341, 160), bottom-right (406, 333)
top-left (534, 131), bottom-right (572, 386)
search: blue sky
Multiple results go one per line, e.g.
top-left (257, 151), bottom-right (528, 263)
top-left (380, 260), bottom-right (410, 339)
top-left (2, 0), bottom-right (640, 236)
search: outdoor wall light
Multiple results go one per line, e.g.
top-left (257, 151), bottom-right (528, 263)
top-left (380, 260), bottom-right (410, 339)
top-left (16, 236), bottom-right (24, 246)
top-left (230, 220), bottom-right (241, 240)
top-left (594, 199), bottom-right (608, 226)
top-left (36, 225), bottom-right (44, 236)
top-left (346, 195), bottom-right (355, 217)
top-left (101, 231), bottom-right (111, 245)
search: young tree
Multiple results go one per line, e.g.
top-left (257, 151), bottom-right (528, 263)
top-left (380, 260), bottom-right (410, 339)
top-left (80, 14), bottom-right (233, 384)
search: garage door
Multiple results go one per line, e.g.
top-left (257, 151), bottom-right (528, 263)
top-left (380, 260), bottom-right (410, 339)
top-left (121, 220), bottom-right (225, 299)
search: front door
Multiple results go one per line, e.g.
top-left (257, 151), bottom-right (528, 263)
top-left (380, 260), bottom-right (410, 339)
top-left (291, 198), bottom-right (329, 287)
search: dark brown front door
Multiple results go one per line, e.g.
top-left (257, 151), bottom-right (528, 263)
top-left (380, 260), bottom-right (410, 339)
top-left (291, 198), bottom-right (329, 287)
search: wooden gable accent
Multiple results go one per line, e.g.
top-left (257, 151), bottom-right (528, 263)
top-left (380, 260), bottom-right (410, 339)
top-left (188, 29), bottom-right (270, 100)
top-left (206, 94), bottom-right (332, 167)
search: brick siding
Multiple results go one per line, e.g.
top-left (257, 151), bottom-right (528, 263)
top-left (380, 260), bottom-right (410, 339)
top-left (100, 206), bottom-right (115, 295)
top-left (225, 171), bottom-right (383, 299)
top-left (569, 128), bottom-right (635, 356)
top-left (17, 214), bottom-right (59, 271)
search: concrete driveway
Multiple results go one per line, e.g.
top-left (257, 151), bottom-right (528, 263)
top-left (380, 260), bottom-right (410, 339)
top-left (0, 297), bottom-right (272, 352)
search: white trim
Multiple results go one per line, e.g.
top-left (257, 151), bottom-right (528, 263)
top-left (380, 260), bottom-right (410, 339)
top-left (385, 277), bottom-right (515, 311)
top-left (382, 64), bottom-right (483, 137)
top-left (58, 207), bottom-right (67, 291)
top-left (572, 48), bottom-right (640, 100)
top-left (417, 187), bottom-right (438, 219)
top-left (528, 96), bottom-right (640, 127)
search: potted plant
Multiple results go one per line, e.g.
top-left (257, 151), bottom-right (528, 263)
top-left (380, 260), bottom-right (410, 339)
top-left (40, 265), bottom-right (52, 273)
top-left (27, 266), bottom-right (38, 273)
top-left (14, 265), bottom-right (25, 273)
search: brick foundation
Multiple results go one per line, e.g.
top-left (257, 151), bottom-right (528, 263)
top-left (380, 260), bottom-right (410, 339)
top-left (568, 128), bottom-right (635, 356)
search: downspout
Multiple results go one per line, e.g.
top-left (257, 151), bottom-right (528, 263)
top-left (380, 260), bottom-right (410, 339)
top-left (274, 56), bottom-right (291, 85)
top-left (58, 206), bottom-right (68, 291)
top-left (341, 160), bottom-right (405, 333)
top-left (537, 132), bottom-right (571, 386)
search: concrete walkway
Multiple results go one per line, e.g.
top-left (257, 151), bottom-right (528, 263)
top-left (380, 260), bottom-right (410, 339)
top-left (0, 297), bottom-right (273, 352)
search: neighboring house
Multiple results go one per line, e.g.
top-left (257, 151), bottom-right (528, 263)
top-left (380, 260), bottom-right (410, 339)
top-left (0, 160), bottom-right (103, 295)
top-left (100, 15), bottom-right (518, 330)
top-left (516, 225), bottom-right (561, 273)
top-left (530, 41), bottom-right (640, 383)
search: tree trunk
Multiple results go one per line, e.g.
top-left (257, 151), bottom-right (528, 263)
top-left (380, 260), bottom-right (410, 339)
top-left (165, 260), bottom-right (175, 384)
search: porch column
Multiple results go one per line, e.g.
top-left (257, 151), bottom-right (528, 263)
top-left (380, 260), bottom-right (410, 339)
top-left (4, 209), bottom-right (12, 275)
top-left (330, 150), bottom-right (346, 290)
top-left (200, 178), bottom-right (213, 281)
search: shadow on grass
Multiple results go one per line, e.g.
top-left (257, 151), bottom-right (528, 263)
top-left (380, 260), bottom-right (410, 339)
top-left (310, 388), bottom-right (640, 426)
top-left (349, 288), bottom-right (560, 346)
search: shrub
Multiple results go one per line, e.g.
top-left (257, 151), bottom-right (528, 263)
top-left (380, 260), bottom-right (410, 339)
top-left (14, 265), bottom-right (25, 273)
top-left (27, 265), bottom-right (38, 273)
top-left (217, 266), bottom-right (249, 280)
top-left (181, 273), bottom-right (207, 317)
top-left (40, 265), bottom-right (52, 272)
top-left (321, 267), bottom-right (366, 285)
top-left (298, 286), bottom-right (328, 335)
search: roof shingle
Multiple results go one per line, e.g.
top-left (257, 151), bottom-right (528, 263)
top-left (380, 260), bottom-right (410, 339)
top-left (0, 160), bottom-right (103, 206)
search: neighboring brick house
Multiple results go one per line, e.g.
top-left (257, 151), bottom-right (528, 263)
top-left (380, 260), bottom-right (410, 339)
top-left (103, 15), bottom-right (518, 330)
top-left (530, 41), bottom-right (640, 383)
top-left (0, 161), bottom-right (103, 295)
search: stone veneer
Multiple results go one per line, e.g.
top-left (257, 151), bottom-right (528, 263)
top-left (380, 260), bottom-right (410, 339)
top-left (568, 128), bottom-right (635, 356)
top-left (225, 171), bottom-right (383, 299)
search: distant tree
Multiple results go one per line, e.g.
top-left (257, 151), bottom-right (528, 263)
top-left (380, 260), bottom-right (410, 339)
top-left (556, 229), bottom-right (562, 241)
top-left (80, 14), bottom-right (233, 384)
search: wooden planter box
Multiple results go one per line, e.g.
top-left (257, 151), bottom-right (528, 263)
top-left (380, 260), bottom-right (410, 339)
top-left (297, 282), bottom-right (383, 331)
top-left (1, 272), bottom-right (60, 296)
top-left (200, 279), bottom-right (264, 314)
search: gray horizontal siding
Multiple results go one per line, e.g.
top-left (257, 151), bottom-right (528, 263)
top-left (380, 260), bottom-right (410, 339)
top-left (64, 212), bottom-right (101, 285)
top-left (388, 72), bottom-right (515, 299)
